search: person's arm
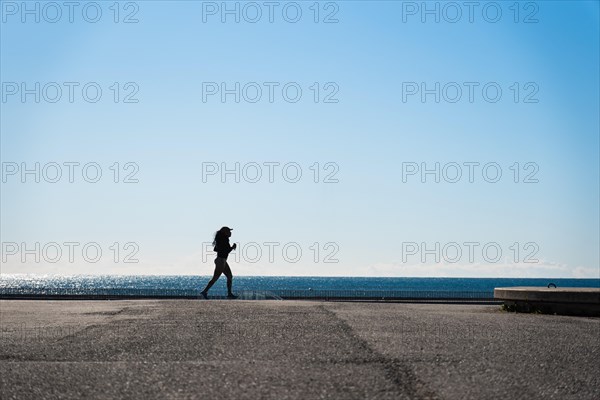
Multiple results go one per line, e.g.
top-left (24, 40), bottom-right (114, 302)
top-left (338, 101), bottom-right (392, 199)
top-left (225, 238), bottom-right (236, 253)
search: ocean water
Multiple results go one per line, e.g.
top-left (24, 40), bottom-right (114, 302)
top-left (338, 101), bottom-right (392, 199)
top-left (1, 275), bottom-right (598, 298)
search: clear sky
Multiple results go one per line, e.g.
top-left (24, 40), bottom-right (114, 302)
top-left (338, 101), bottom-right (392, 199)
top-left (1, 1), bottom-right (599, 278)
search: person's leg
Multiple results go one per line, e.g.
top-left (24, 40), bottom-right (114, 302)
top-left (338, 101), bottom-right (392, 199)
top-left (202, 258), bottom-right (224, 294)
top-left (223, 261), bottom-right (235, 296)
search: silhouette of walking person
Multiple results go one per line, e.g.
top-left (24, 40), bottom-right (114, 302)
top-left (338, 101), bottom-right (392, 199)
top-left (200, 227), bottom-right (238, 299)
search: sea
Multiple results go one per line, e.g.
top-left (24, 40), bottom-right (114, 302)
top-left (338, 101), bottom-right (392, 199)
top-left (1, 275), bottom-right (598, 299)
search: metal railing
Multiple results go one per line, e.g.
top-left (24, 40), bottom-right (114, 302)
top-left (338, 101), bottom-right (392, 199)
top-left (0, 287), bottom-right (496, 302)
top-left (271, 289), bottom-right (493, 300)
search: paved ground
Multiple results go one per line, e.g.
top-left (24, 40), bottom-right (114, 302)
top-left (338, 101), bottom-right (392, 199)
top-left (0, 300), bottom-right (598, 399)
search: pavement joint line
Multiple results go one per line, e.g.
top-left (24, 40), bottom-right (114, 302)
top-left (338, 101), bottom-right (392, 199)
top-left (0, 360), bottom-right (293, 364)
top-left (320, 304), bottom-right (442, 400)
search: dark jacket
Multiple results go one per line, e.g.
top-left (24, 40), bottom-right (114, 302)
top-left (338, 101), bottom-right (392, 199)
top-left (214, 236), bottom-right (234, 259)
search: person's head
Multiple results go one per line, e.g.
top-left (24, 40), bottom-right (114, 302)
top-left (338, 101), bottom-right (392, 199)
top-left (213, 226), bottom-right (233, 244)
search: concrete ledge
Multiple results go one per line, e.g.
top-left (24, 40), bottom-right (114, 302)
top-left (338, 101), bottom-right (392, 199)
top-left (494, 287), bottom-right (600, 317)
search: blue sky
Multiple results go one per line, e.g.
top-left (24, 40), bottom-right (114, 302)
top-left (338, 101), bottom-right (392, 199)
top-left (1, 1), bottom-right (599, 278)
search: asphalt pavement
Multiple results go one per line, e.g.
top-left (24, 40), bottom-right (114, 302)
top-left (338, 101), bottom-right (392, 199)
top-left (1, 300), bottom-right (598, 399)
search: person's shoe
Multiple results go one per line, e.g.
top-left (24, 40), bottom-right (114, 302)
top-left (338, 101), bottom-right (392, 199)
top-left (200, 291), bottom-right (208, 299)
top-left (227, 293), bottom-right (238, 299)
